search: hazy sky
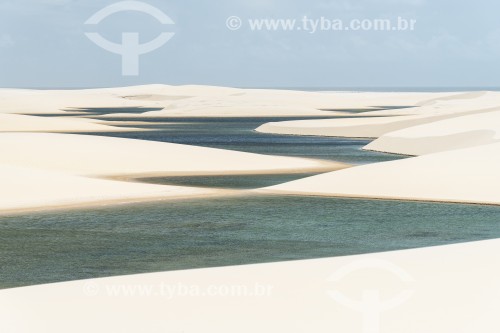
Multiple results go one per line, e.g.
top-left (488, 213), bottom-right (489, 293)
top-left (1, 0), bottom-right (499, 88)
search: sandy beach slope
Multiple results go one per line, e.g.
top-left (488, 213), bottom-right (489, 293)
top-left (0, 238), bottom-right (498, 333)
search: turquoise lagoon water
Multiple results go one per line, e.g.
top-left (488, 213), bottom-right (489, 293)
top-left (83, 116), bottom-right (404, 164)
top-left (1, 116), bottom-right (499, 289)
top-left (1, 196), bottom-right (500, 289)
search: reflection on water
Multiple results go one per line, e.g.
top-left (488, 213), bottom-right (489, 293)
top-left (1, 195), bottom-right (499, 289)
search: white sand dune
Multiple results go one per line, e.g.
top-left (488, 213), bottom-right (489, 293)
top-left (1, 85), bottom-right (454, 118)
top-left (116, 89), bottom-right (455, 118)
top-left (365, 109), bottom-right (500, 155)
top-left (1, 86), bottom-right (499, 332)
top-left (256, 91), bottom-right (500, 138)
top-left (0, 113), bottom-right (139, 132)
top-left (2, 86), bottom-right (499, 208)
top-left (1, 85), bottom-right (383, 214)
top-left (0, 133), bottom-right (341, 178)
top-left (358, 91), bottom-right (490, 116)
top-left (0, 164), bottom-right (214, 213)
top-left (1, 238), bottom-right (498, 333)
top-left (0, 88), bottom-right (155, 115)
top-left (257, 115), bottom-right (431, 138)
top-left (2, 86), bottom-right (499, 209)
top-left (263, 142), bottom-right (500, 205)
top-left (257, 90), bottom-right (500, 205)
top-left (0, 132), bottom-right (343, 213)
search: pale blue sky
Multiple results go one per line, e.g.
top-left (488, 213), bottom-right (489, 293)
top-left (1, 0), bottom-right (499, 88)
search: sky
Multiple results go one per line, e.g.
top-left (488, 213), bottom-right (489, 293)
top-left (0, 0), bottom-right (499, 88)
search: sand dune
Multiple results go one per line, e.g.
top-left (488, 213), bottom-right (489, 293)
top-left (258, 90), bottom-right (500, 205)
top-left (1, 86), bottom-right (499, 332)
top-left (0, 113), bottom-right (139, 132)
top-left (2, 86), bottom-right (500, 209)
top-left (0, 88), bottom-right (155, 115)
top-left (263, 142), bottom-right (500, 205)
top-left (3, 86), bottom-right (500, 208)
top-left (1, 238), bottom-right (498, 332)
top-left (257, 91), bottom-right (500, 138)
top-left (365, 109), bottom-right (500, 155)
top-left (0, 132), bottom-right (343, 213)
top-left (257, 114), bottom-right (431, 138)
top-left (0, 164), bottom-right (215, 213)
top-left (0, 133), bottom-right (341, 178)
top-left (110, 89), bottom-right (457, 118)
top-left (1, 85), bottom-right (453, 118)
top-left (1, 85), bottom-right (394, 214)
top-left (136, 89), bottom-right (447, 118)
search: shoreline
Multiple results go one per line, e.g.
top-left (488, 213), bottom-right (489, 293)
top-left (0, 189), bottom-right (243, 217)
top-left (0, 159), bottom-right (348, 217)
top-left (1, 237), bottom-right (499, 331)
top-left (256, 189), bottom-right (500, 208)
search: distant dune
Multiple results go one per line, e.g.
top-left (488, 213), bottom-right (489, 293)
top-left (256, 91), bottom-right (500, 138)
